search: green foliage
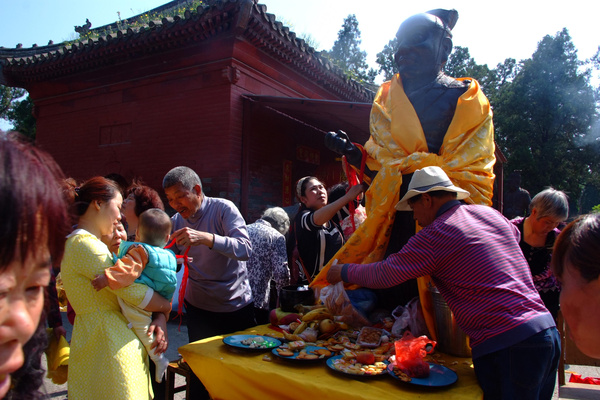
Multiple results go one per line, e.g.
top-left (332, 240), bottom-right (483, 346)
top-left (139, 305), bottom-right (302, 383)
top-left (375, 37), bottom-right (398, 81)
top-left (1, 86), bottom-right (25, 118)
top-left (1, 85), bottom-right (34, 140)
top-left (493, 29), bottom-right (599, 207)
top-left (592, 204), bottom-right (600, 213)
top-left (325, 14), bottom-right (374, 84)
top-left (7, 96), bottom-right (35, 140)
top-left (444, 46), bottom-right (492, 92)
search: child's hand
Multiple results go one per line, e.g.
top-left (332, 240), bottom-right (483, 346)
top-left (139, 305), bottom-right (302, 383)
top-left (91, 274), bottom-right (109, 291)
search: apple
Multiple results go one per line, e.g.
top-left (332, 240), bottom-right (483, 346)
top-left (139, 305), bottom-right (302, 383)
top-left (269, 308), bottom-right (301, 326)
top-left (319, 319), bottom-right (337, 334)
top-left (280, 313), bottom-right (302, 325)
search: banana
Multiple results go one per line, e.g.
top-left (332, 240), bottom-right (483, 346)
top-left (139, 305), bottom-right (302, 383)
top-left (294, 304), bottom-right (327, 314)
top-left (301, 308), bottom-right (333, 322)
top-left (293, 321), bottom-right (308, 335)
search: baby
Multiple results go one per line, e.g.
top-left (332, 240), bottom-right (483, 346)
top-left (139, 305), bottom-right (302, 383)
top-left (92, 208), bottom-right (177, 382)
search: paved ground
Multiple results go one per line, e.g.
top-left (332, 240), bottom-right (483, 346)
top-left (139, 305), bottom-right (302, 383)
top-left (41, 312), bottom-right (600, 399)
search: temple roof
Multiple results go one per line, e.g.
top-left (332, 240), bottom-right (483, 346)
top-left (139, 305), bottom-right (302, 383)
top-left (0, 0), bottom-right (374, 102)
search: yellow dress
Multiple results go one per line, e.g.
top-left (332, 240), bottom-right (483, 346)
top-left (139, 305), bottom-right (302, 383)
top-left (61, 229), bottom-right (154, 400)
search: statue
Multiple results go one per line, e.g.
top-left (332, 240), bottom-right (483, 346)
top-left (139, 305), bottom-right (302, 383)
top-left (312, 9), bottom-right (496, 324)
top-left (75, 19), bottom-right (92, 36)
top-left (502, 171), bottom-right (531, 220)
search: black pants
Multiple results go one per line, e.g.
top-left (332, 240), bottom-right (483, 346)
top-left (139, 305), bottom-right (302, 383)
top-left (185, 300), bottom-right (256, 399)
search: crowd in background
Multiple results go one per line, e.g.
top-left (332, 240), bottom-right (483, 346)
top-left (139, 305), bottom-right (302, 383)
top-left (1, 126), bottom-right (599, 399)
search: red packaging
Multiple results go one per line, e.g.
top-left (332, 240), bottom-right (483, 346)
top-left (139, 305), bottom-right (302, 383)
top-left (393, 332), bottom-right (436, 378)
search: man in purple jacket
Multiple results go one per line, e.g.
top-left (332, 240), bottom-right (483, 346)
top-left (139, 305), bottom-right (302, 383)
top-left (328, 166), bottom-right (559, 400)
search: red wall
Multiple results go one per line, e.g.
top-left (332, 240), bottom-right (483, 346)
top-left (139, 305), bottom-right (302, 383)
top-left (31, 34), bottom-right (353, 219)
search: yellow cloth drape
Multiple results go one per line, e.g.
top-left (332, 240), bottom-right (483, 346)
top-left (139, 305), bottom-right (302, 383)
top-left (310, 75), bottom-right (496, 338)
top-left (45, 328), bottom-right (70, 385)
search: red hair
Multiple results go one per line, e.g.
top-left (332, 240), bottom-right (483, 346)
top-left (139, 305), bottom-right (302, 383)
top-left (67, 176), bottom-right (120, 217)
top-left (126, 181), bottom-right (164, 216)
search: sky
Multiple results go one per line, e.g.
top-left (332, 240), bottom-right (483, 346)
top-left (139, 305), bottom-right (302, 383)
top-left (1, 0), bottom-right (599, 70)
top-left (1, 0), bottom-right (599, 130)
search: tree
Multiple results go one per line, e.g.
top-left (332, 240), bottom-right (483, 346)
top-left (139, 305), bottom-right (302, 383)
top-left (493, 29), bottom-right (598, 207)
top-left (1, 85), bottom-right (25, 119)
top-left (444, 46), bottom-right (492, 93)
top-left (8, 96), bottom-right (36, 140)
top-left (0, 84), bottom-right (35, 140)
top-left (375, 37), bottom-right (398, 81)
top-left (324, 14), bottom-right (375, 83)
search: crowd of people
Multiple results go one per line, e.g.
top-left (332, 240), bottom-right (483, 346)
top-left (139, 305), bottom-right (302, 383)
top-left (2, 7), bottom-right (600, 400)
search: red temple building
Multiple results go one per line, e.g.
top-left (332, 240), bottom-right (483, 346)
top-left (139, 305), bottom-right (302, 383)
top-left (0, 0), bottom-right (504, 219)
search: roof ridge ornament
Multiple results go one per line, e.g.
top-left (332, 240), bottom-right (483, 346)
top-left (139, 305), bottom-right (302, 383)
top-left (74, 19), bottom-right (92, 36)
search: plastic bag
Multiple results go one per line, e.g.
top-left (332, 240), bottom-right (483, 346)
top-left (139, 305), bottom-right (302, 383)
top-left (340, 205), bottom-right (367, 240)
top-left (393, 331), bottom-right (436, 378)
top-left (319, 282), bottom-right (370, 328)
top-left (569, 373), bottom-right (600, 385)
top-left (391, 296), bottom-right (430, 338)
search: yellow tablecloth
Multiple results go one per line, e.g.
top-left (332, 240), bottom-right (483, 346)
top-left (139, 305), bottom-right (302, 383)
top-left (179, 325), bottom-right (483, 400)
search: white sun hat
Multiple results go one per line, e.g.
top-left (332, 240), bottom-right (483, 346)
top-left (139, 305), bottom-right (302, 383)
top-left (395, 166), bottom-right (470, 211)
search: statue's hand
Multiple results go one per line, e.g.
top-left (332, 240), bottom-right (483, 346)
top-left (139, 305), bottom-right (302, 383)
top-left (325, 130), bottom-right (363, 167)
top-left (325, 130), bottom-right (355, 155)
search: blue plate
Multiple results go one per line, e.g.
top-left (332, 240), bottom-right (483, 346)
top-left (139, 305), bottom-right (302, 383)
top-left (387, 362), bottom-right (458, 387)
top-left (326, 355), bottom-right (389, 378)
top-left (222, 334), bottom-right (281, 350)
top-left (271, 345), bottom-right (332, 361)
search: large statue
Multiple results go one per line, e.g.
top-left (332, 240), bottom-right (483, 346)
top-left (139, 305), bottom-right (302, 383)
top-left (312, 9), bottom-right (496, 330)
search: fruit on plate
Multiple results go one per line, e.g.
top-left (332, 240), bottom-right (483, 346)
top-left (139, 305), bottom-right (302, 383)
top-left (294, 304), bottom-right (327, 314)
top-left (356, 351), bottom-right (375, 365)
top-left (319, 319), bottom-right (337, 334)
top-left (301, 308), bottom-right (333, 322)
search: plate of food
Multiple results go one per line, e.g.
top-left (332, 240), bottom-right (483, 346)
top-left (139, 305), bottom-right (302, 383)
top-left (271, 345), bottom-right (333, 361)
top-left (223, 335), bottom-right (281, 350)
top-left (387, 362), bottom-right (458, 387)
top-left (326, 355), bottom-right (389, 378)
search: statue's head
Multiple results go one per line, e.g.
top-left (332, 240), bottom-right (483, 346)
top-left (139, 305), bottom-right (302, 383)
top-left (394, 9), bottom-right (458, 79)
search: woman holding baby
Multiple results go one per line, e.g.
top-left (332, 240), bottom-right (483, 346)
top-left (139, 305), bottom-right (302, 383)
top-left (61, 177), bottom-right (171, 399)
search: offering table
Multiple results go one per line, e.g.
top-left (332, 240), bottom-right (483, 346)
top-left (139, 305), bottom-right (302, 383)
top-left (179, 324), bottom-right (482, 400)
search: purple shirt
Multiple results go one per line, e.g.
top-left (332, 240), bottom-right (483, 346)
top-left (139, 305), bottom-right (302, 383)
top-left (170, 196), bottom-right (253, 312)
top-left (342, 201), bottom-right (555, 359)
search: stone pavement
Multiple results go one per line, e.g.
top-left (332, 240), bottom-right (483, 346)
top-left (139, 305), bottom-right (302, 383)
top-left (40, 311), bottom-right (600, 399)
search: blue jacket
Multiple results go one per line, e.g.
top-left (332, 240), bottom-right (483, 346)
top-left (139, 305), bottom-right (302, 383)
top-left (117, 241), bottom-right (177, 301)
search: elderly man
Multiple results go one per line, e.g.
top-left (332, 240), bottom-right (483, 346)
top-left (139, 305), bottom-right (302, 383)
top-left (163, 166), bottom-right (255, 399)
top-left (328, 166), bottom-right (559, 399)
